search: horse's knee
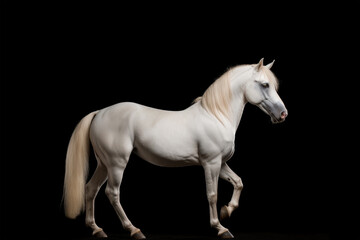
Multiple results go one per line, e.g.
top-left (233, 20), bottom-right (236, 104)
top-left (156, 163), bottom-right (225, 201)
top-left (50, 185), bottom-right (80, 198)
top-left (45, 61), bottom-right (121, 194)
top-left (234, 177), bottom-right (243, 190)
top-left (207, 192), bottom-right (217, 204)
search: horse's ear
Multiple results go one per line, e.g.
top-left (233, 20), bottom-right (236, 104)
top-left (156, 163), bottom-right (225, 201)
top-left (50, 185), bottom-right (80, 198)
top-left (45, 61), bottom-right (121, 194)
top-left (265, 60), bottom-right (275, 69)
top-left (255, 58), bottom-right (264, 71)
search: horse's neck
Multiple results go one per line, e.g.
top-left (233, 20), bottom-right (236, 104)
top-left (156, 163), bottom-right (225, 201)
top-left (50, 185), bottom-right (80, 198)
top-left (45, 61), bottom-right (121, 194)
top-left (229, 92), bottom-right (246, 131)
top-left (228, 67), bottom-right (250, 131)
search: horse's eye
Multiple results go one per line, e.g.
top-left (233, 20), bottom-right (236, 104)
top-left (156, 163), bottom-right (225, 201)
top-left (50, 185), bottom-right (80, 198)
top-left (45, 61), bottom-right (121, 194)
top-left (262, 83), bottom-right (269, 88)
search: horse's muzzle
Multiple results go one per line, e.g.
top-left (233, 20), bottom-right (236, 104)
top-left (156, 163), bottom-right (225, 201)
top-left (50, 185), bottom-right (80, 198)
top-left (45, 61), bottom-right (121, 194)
top-left (259, 100), bottom-right (288, 124)
top-left (271, 110), bottom-right (288, 123)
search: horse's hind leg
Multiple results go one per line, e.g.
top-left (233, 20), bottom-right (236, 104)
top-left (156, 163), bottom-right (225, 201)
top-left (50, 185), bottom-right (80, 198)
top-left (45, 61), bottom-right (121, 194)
top-left (85, 162), bottom-right (108, 237)
top-left (105, 157), bottom-right (146, 239)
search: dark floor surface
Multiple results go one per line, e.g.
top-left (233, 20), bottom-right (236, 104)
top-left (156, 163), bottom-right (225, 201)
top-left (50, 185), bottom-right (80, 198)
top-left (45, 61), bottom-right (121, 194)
top-left (58, 232), bottom-right (330, 240)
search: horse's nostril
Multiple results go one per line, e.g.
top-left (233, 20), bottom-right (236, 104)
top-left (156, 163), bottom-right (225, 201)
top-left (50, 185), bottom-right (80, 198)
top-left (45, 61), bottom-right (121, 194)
top-left (281, 111), bottom-right (287, 119)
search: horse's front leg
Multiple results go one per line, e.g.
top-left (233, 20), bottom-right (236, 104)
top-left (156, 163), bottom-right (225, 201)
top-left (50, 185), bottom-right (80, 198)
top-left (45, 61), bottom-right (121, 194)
top-left (219, 163), bottom-right (243, 220)
top-left (202, 158), bottom-right (234, 238)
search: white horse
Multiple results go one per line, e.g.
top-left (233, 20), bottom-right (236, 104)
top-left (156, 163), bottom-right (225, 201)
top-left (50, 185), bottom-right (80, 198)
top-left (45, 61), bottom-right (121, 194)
top-left (63, 58), bottom-right (288, 239)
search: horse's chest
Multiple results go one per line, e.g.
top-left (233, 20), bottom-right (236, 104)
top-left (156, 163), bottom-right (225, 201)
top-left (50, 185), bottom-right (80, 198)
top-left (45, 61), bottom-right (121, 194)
top-left (222, 142), bottom-right (235, 162)
top-left (198, 130), bottom-right (235, 161)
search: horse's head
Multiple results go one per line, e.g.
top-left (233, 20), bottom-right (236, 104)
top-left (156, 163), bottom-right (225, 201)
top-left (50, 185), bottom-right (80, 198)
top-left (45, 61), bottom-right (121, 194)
top-left (244, 58), bottom-right (288, 123)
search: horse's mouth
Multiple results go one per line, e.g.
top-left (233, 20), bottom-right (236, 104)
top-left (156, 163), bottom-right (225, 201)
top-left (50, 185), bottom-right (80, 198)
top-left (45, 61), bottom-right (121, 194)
top-left (270, 115), bottom-right (285, 124)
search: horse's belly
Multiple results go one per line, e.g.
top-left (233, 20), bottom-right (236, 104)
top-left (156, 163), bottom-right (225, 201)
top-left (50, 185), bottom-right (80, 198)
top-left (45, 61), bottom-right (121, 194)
top-left (133, 139), bottom-right (200, 167)
top-left (135, 150), bottom-right (199, 167)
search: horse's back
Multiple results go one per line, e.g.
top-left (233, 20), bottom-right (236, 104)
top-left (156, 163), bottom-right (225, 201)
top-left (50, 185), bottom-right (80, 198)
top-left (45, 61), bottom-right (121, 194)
top-left (91, 101), bottom-right (183, 135)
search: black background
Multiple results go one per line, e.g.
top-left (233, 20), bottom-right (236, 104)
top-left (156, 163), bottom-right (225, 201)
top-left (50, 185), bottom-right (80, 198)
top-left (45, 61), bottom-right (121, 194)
top-left (3, 2), bottom-right (353, 239)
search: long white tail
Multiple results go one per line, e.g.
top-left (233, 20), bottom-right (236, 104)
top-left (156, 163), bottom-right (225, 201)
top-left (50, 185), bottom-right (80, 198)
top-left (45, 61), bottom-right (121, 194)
top-left (63, 110), bottom-right (99, 219)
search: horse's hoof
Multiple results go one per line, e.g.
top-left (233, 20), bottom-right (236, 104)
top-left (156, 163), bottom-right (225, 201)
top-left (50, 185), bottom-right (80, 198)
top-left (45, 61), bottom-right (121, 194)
top-left (218, 230), bottom-right (234, 239)
top-left (220, 205), bottom-right (230, 221)
top-left (93, 230), bottom-right (108, 238)
top-left (131, 230), bottom-right (146, 239)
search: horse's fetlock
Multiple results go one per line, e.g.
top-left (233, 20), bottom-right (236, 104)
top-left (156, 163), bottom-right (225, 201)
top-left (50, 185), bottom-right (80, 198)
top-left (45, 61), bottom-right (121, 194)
top-left (210, 218), bottom-right (220, 228)
top-left (123, 221), bottom-right (133, 231)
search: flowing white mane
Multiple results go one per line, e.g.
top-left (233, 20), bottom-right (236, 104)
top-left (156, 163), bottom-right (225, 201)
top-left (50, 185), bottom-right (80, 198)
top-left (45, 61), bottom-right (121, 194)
top-left (194, 70), bottom-right (232, 123)
top-left (194, 64), bottom-right (279, 124)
